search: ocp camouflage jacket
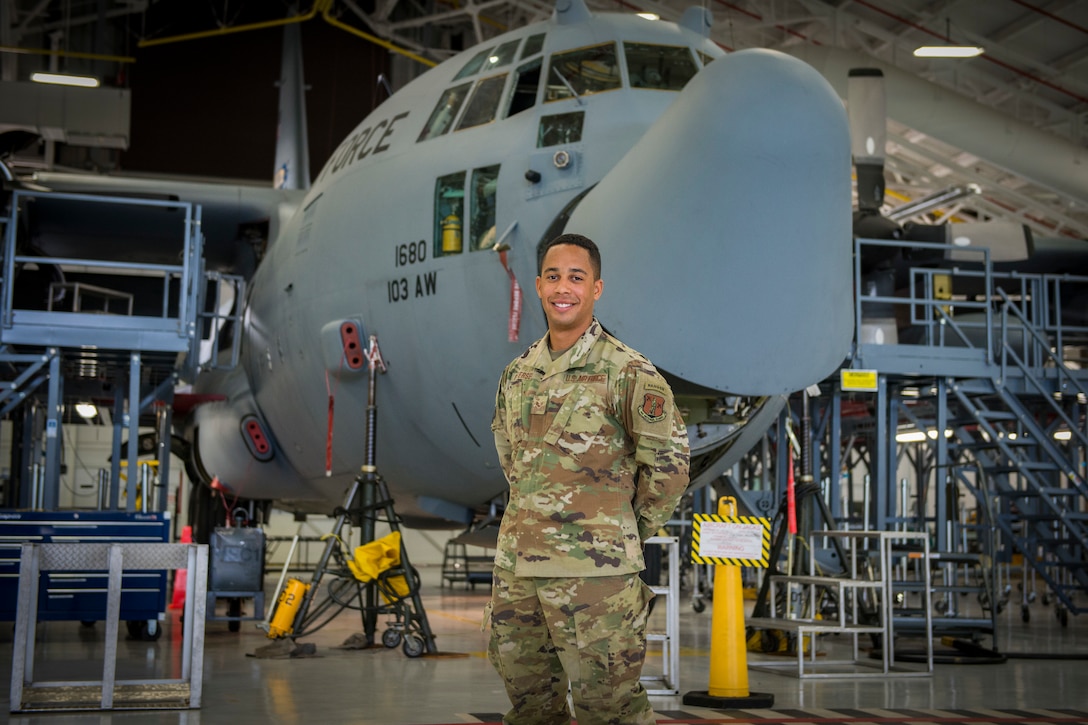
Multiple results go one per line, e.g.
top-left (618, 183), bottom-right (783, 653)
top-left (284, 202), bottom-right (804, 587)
top-left (492, 318), bottom-right (690, 577)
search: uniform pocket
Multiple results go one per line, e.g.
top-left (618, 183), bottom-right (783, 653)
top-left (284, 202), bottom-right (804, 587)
top-left (542, 392), bottom-right (578, 447)
top-left (541, 383), bottom-right (608, 462)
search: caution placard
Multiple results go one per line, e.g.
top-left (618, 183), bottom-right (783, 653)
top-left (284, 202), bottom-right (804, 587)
top-left (692, 514), bottom-right (770, 567)
top-left (840, 369), bottom-right (878, 392)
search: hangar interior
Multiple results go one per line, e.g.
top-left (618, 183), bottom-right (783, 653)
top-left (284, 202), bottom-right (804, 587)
top-left (1, 1), bottom-right (1087, 723)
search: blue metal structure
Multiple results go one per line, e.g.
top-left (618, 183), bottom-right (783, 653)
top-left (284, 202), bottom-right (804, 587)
top-left (730, 237), bottom-right (1087, 640)
top-left (0, 189), bottom-right (243, 513)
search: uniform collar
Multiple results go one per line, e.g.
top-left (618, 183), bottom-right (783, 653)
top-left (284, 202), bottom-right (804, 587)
top-left (528, 318), bottom-right (603, 376)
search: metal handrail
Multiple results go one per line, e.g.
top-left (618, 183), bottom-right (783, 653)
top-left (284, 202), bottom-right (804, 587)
top-left (2, 189), bottom-right (201, 337)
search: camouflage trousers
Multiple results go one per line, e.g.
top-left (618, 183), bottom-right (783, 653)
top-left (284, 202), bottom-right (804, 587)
top-left (487, 566), bottom-right (656, 725)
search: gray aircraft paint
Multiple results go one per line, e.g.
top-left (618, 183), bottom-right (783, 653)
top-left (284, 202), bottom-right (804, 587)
top-left (177, 2), bottom-right (853, 524)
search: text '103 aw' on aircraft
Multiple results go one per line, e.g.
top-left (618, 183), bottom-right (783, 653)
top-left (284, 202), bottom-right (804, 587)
top-left (38, 0), bottom-right (858, 537)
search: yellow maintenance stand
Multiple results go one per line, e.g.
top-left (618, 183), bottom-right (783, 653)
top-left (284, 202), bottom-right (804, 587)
top-left (683, 496), bottom-right (775, 709)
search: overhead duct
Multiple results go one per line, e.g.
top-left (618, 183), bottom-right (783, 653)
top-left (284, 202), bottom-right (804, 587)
top-left (783, 45), bottom-right (1088, 209)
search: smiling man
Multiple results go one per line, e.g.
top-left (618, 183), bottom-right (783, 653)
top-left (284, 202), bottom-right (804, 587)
top-left (488, 233), bottom-right (690, 725)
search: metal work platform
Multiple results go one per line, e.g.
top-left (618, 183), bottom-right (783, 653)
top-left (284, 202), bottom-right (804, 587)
top-left (729, 237), bottom-right (1087, 650)
top-left (0, 188), bottom-right (243, 514)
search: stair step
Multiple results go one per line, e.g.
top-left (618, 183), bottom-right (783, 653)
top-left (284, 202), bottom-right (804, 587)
top-left (991, 488), bottom-right (1083, 498)
top-left (976, 411), bottom-right (1020, 421)
top-left (986, 463), bottom-right (1061, 474)
top-left (955, 380), bottom-right (998, 394)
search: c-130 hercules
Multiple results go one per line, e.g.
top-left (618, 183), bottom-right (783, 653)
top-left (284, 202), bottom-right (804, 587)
top-left (190, 0), bottom-right (853, 534)
top-left (26, 0), bottom-right (857, 537)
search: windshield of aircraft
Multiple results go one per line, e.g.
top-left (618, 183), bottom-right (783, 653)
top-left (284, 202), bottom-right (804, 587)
top-left (457, 75), bottom-right (508, 130)
top-left (546, 43), bottom-right (621, 101)
top-left (625, 42), bottom-right (698, 90)
top-left (454, 39), bottom-right (521, 80)
top-left (419, 83), bottom-right (472, 141)
top-left (418, 36), bottom-right (703, 143)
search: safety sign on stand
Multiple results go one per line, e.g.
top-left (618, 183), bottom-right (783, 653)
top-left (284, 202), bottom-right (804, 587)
top-left (691, 514), bottom-right (771, 567)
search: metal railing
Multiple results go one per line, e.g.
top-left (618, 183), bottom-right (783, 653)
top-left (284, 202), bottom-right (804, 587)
top-left (1, 189), bottom-right (203, 358)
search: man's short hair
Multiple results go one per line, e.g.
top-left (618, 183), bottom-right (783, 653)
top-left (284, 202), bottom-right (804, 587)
top-left (538, 233), bottom-right (602, 279)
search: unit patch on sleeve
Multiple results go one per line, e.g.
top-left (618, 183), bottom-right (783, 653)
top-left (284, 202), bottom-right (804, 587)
top-left (638, 392), bottom-right (667, 422)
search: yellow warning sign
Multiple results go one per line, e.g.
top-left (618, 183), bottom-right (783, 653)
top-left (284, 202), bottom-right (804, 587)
top-left (840, 369), bottom-right (878, 392)
top-left (692, 514), bottom-right (770, 567)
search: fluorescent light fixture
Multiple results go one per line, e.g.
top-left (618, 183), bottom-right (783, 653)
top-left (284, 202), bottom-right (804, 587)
top-left (1054, 430), bottom-right (1072, 441)
top-left (31, 71), bottom-right (99, 88)
top-left (913, 45), bottom-right (984, 58)
top-left (637, 12), bottom-right (659, 20)
top-left (75, 403), bottom-right (98, 419)
top-left (896, 428), bottom-right (953, 443)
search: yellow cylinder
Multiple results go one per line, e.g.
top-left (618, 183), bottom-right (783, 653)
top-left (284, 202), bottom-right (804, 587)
top-left (268, 578), bottom-right (310, 639)
top-left (441, 214), bottom-right (463, 254)
top-left (707, 497), bottom-right (751, 698)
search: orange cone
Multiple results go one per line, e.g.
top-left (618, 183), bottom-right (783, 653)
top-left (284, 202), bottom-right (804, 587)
top-left (169, 526), bottom-right (192, 610)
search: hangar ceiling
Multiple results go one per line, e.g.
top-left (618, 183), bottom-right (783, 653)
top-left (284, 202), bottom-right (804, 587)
top-left (3, 0), bottom-right (1088, 242)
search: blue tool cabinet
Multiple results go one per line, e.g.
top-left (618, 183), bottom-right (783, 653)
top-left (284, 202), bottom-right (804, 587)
top-left (0, 511), bottom-right (170, 626)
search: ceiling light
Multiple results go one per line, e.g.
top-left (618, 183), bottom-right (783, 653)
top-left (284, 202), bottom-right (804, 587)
top-left (637, 12), bottom-right (659, 20)
top-left (896, 428), bottom-right (952, 443)
top-left (1054, 430), bottom-right (1072, 441)
top-left (913, 45), bottom-right (984, 58)
top-left (31, 72), bottom-right (99, 88)
top-left (75, 403), bottom-right (98, 419)
top-left (915, 17), bottom-right (984, 59)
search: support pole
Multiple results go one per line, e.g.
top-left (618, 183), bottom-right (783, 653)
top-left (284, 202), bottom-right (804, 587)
top-left (42, 349), bottom-right (61, 510)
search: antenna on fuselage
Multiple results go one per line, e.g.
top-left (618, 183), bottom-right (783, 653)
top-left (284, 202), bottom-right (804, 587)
top-left (376, 73), bottom-right (394, 103)
top-left (555, 0), bottom-right (591, 25)
top-left (679, 7), bottom-right (713, 37)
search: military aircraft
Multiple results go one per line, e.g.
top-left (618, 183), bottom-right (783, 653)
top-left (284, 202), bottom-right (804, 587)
top-left (6, 0), bottom-right (857, 537)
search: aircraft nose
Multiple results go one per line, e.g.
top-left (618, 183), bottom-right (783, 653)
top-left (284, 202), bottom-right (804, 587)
top-left (574, 48), bottom-right (854, 395)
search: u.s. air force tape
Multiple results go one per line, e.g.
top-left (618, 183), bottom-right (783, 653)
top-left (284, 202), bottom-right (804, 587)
top-left (691, 514), bottom-right (770, 567)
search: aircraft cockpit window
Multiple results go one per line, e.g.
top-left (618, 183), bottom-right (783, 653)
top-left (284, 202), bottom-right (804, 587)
top-left (697, 50), bottom-right (715, 66)
top-left (418, 83), bottom-right (472, 142)
top-left (455, 47), bottom-right (496, 80)
top-left (507, 59), bottom-right (542, 118)
top-left (624, 43), bottom-right (698, 90)
top-left (521, 33), bottom-right (545, 59)
top-left (434, 172), bottom-right (466, 256)
top-left (470, 165), bottom-right (501, 251)
top-left (537, 111), bottom-right (584, 147)
top-left (545, 43), bottom-right (621, 102)
top-left (456, 74), bottom-right (508, 131)
top-left (487, 40), bottom-right (521, 70)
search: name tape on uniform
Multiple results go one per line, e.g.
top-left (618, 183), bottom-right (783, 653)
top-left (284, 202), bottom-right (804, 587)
top-left (692, 514), bottom-right (770, 567)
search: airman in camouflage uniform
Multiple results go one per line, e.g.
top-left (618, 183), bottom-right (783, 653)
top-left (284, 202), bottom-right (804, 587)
top-left (489, 234), bottom-right (690, 725)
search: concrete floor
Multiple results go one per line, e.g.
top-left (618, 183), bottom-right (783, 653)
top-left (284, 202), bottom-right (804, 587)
top-left (1, 564), bottom-right (1086, 724)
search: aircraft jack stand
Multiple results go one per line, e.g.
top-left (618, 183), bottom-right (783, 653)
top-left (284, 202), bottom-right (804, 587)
top-left (270, 335), bottom-right (438, 657)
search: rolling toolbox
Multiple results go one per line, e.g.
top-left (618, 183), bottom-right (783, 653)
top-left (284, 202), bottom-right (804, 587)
top-left (0, 510), bottom-right (170, 639)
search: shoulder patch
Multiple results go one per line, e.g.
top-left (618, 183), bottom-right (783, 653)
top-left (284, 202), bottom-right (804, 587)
top-left (638, 392), bottom-right (668, 423)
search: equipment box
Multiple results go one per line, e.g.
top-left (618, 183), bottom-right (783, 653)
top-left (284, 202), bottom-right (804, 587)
top-left (207, 526), bottom-right (266, 627)
top-left (0, 510), bottom-right (169, 623)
